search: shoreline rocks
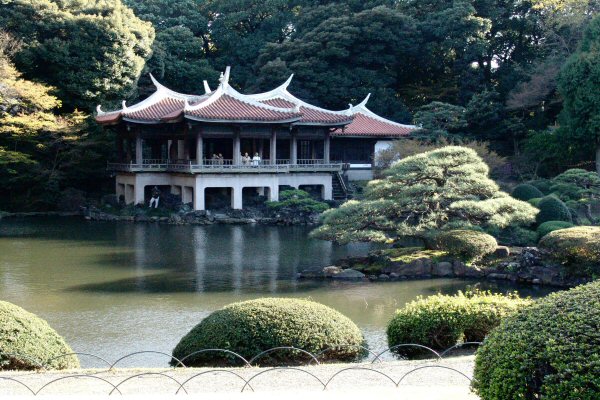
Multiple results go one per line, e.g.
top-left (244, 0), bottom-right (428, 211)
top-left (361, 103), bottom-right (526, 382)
top-left (298, 246), bottom-right (592, 288)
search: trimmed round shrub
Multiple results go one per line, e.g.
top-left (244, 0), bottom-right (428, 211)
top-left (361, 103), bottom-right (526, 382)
top-left (538, 226), bottom-right (600, 275)
top-left (536, 195), bottom-right (572, 224)
top-left (512, 184), bottom-right (544, 201)
top-left (171, 298), bottom-right (365, 366)
top-left (529, 179), bottom-right (552, 195)
top-left (536, 220), bottom-right (574, 239)
top-left (473, 281), bottom-right (600, 400)
top-left (527, 197), bottom-right (542, 207)
top-left (488, 226), bottom-right (538, 246)
top-left (436, 230), bottom-right (497, 261)
top-left (387, 291), bottom-right (530, 357)
top-left (0, 301), bottom-right (79, 370)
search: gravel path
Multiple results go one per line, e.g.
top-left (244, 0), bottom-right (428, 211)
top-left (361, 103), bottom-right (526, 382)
top-left (0, 355), bottom-right (478, 399)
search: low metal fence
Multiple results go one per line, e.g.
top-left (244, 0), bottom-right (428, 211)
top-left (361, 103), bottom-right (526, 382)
top-left (0, 343), bottom-right (480, 395)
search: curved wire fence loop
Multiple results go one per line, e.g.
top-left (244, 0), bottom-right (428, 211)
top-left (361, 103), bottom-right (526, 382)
top-left (0, 352), bottom-right (47, 371)
top-left (176, 369), bottom-right (255, 394)
top-left (109, 351), bottom-right (186, 370)
top-left (371, 344), bottom-right (441, 363)
top-left (34, 374), bottom-right (123, 396)
top-left (110, 372), bottom-right (187, 395)
top-left (439, 342), bottom-right (482, 358)
top-left (45, 352), bottom-right (112, 370)
top-left (247, 347), bottom-right (320, 366)
top-left (397, 365), bottom-right (473, 385)
top-left (0, 376), bottom-right (36, 395)
top-left (179, 349), bottom-right (250, 367)
top-left (312, 345), bottom-right (378, 365)
top-left (323, 367), bottom-right (397, 390)
top-left (241, 367), bottom-right (326, 392)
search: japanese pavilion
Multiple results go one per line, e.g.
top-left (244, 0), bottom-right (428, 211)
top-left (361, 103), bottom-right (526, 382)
top-left (96, 67), bottom-right (416, 210)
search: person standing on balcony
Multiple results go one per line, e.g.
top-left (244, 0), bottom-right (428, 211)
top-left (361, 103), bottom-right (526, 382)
top-left (242, 152), bottom-right (250, 165)
top-left (252, 153), bottom-right (261, 166)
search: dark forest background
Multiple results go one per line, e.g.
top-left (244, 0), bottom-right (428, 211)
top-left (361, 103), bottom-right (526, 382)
top-left (0, 0), bottom-right (598, 211)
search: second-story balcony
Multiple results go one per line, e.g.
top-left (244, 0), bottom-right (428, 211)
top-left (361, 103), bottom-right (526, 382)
top-left (108, 159), bottom-right (344, 174)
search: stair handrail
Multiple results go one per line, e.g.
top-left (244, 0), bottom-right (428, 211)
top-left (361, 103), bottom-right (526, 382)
top-left (335, 171), bottom-right (349, 197)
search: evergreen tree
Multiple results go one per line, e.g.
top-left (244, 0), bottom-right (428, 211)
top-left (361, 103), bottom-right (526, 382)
top-left (311, 147), bottom-right (537, 244)
top-left (556, 15), bottom-right (600, 175)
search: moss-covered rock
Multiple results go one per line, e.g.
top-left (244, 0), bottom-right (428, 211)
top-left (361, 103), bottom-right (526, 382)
top-left (436, 230), bottom-right (497, 261)
top-left (386, 291), bottom-right (530, 357)
top-left (512, 184), bottom-right (544, 201)
top-left (171, 298), bottom-right (365, 366)
top-left (473, 281), bottom-right (600, 400)
top-left (538, 226), bottom-right (600, 276)
top-left (0, 301), bottom-right (79, 370)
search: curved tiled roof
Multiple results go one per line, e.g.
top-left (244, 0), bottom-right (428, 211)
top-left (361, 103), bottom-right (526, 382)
top-left (333, 94), bottom-right (418, 137)
top-left (248, 76), bottom-right (353, 126)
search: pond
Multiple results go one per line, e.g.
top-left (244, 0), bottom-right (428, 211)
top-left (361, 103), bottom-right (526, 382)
top-left (0, 217), bottom-right (558, 367)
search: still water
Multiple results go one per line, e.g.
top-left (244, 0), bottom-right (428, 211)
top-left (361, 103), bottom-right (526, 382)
top-left (0, 217), bottom-right (557, 367)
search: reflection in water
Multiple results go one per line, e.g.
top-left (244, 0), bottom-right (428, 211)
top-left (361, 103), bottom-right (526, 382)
top-left (0, 217), bottom-right (560, 367)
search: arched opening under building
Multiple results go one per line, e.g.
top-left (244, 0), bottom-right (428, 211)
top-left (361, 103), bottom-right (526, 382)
top-left (242, 187), bottom-right (270, 207)
top-left (204, 187), bottom-right (232, 210)
top-left (299, 184), bottom-right (325, 200)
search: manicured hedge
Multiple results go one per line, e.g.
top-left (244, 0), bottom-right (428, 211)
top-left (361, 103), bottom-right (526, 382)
top-left (473, 281), bottom-right (600, 400)
top-left (538, 226), bottom-right (600, 275)
top-left (536, 220), bottom-right (574, 239)
top-left (436, 230), bottom-right (497, 261)
top-left (0, 301), bottom-right (79, 370)
top-left (536, 195), bottom-right (572, 224)
top-left (171, 298), bottom-right (365, 366)
top-left (386, 291), bottom-right (530, 357)
top-left (511, 184), bottom-right (543, 201)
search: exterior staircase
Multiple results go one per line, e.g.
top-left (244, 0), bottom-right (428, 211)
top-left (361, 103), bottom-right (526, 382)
top-left (332, 171), bottom-right (351, 201)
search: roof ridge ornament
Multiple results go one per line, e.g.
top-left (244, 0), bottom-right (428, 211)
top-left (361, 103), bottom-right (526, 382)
top-left (282, 74), bottom-right (294, 91)
top-left (203, 80), bottom-right (211, 94)
top-left (122, 100), bottom-right (128, 110)
top-left (357, 93), bottom-right (371, 108)
top-left (219, 66), bottom-right (231, 88)
top-left (96, 105), bottom-right (104, 115)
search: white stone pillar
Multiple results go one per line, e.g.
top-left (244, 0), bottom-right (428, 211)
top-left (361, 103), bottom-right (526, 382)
top-left (134, 183), bottom-right (145, 205)
top-left (196, 132), bottom-right (203, 165)
top-left (324, 133), bottom-right (331, 163)
top-left (233, 131), bottom-right (241, 165)
top-left (135, 136), bottom-right (143, 164)
top-left (269, 185), bottom-right (279, 201)
top-left (270, 130), bottom-right (277, 164)
top-left (194, 184), bottom-right (205, 211)
top-left (290, 133), bottom-right (297, 164)
top-left (322, 180), bottom-right (333, 201)
top-left (231, 186), bottom-right (243, 209)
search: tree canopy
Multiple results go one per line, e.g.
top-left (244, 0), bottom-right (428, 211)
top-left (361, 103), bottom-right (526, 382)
top-left (311, 147), bottom-right (538, 244)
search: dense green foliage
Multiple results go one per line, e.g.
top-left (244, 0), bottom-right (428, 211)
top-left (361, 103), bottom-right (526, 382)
top-left (312, 147), bottom-right (537, 244)
top-left (266, 190), bottom-right (329, 213)
top-left (435, 230), bottom-right (497, 262)
top-left (0, 0), bottom-right (155, 110)
top-left (0, 35), bottom-right (112, 211)
top-left (473, 281), bottom-right (600, 400)
top-left (538, 226), bottom-right (600, 275)
top-left (536, 195), bottom-right (573, 224)
top-left (0, 0), bottom-right (598, 210)
top-left (555, 15), bottom-right (600, 175)
top-left (387, 291), bottom-right (530, 357)
top-left (512, 184), bottom-right (544, 201)
top-left (0, 301), bottom-right (79, 370)
top-left (536, 220), bottom-right (574, 238)
top-left (171, 298), bottom-right (365, 366)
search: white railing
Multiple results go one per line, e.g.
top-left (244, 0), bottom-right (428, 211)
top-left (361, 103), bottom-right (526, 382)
top-left (108, 159), bottom-right (342, 174)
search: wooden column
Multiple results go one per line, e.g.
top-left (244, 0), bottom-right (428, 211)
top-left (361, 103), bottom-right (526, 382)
top-left (324, 132), bottom-right (331, 163)
top-left (270, 129), bottom-right (277, 164)
top-left (135, 134), bottom-right (143, 164)
top-left (196, 131), bottom-right (203, 165)
top-left (233, 129), bottom-right (241, 165)
top-left (290, 129), bottom-right (297, 164)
